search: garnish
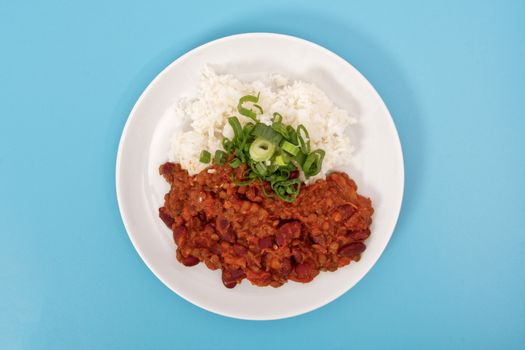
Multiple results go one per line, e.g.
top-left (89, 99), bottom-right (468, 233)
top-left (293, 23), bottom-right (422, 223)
top-left (201, 94), bottom-right (325, 202)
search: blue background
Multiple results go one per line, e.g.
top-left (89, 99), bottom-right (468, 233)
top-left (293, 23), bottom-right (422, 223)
top-left (1, 0), bottom-right (524, 349)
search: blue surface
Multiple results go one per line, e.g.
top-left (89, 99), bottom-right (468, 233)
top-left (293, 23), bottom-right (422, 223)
top-left (1, 0), bottom-right (524, 349)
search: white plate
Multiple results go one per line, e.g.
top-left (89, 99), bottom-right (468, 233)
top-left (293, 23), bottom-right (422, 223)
top-left (116, 33), bottom-right (404, 320)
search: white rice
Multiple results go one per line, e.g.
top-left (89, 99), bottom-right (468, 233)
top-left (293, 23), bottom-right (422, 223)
top-left (169, 66), bottom-right (356, 183)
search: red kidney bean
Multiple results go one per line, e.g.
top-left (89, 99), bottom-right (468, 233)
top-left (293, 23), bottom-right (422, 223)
top-left (222, 268), bottom-right (246, 288)
top-left (159, 208), bottom-right (174, 228)
top-left (289, 170), bottom-right (299, 179)
top-left (295, 262), bottom-right (312, 277)
top-left (173, 225), bottom-right (187, 246)
top-left (258, 236), bottom-right (273, 249)
top-left (332, 204), bottom-right (356, 222)
top-left (348, 229), bottom-right (370, 241)
top-left (337, 242), bottom-right (366, 257)
top-left (159, 162), bottom-right (175, 175)
top-left (223, 280), bottom-right (236, 289)
top-left (180, 254), bottom-right (199, 266)
top-left (279, 221), bottom-right (302, 238)
top-left (276, 221), bottom-right (302, 246)
top-left (275, 232), bottom-right (286, 246)
top-left (230, 268), bottom-right (246, 280)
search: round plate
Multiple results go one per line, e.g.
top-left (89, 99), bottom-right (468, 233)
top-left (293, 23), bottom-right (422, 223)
top-left (116, 33), bottom-right (404, 320)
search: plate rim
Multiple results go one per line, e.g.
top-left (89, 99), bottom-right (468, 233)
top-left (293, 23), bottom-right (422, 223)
top-left (116, 32), bottom-right (405, 320)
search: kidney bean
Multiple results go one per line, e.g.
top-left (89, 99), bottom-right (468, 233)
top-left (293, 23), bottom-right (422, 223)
top-left (180, 254), bottom-right (199, 266)
top-left (159, 208), bottom-right (174, 228)
top-left (337, 242), bottom-right (366, 257)
top-left (331, 204), bottom-right (356, 222)
top-left (173, 225), bottom-right (187, 246)
top-left (222, 268), bottom-right (246, 288)
top-left (295, 262), bottom-right (312, 278)
top-left (258, 236), bottom-right (273, 249)
top-left (159, 162), bottom-right (175, 175)
top-left (230, 268), bottom-right (246, 280)
top-left (275, 232), bottom-right (286, 246)
top-left (279, 221), bottom-right (302, 238)
top-left (348, 229), bottom-right (370, 241)
top-left (223, 280), bottom-right (236, 289)
top-left (276, 221), bottom-right (302, 246)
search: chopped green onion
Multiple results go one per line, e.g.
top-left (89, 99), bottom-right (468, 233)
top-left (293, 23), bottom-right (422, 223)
top-left (243, 122), bottom-right (255, 136)
top-left (252, 162), bottom-right (268, 176)
top-left (237, 93), bottom-right (261, 121)
top-left (287, 125), bottom-right (298, 144)
top-left (267, 163), bottom-right (280, 174)
top-left (199, 150), bottom-right (211, 164)
top-left (271, 178), bottom-right (301, 202)
top-left (274, 154), bottom-right (288, 166)
top-left (199, 93), bottom-right (326, 203)
top-left (292, 151), bottom-right (306, 166)
top-left (222, 138), bottom-right (234, 153)
top-left (214, 150), bottom-right (227, 165)
top-left (272, 112), bottom-right (283, 123)
top-left (271, 122), bottom-right (289, 139)
top-left (280, 141), bottom-right (300, 156)
top-left (302, 149), bottom-right (325, 177)
top-left (230, 158), bottom-right (242, 168)
top-left (297, 124), bottom-right (311, 154)
top-left (234, 148), bottom-right (246, 163)
top-left (252, 123), bottom-right (282, 145)
top-left (249, 138), bottom-right (276, 162)
top-left (228, 116), bottom-right (243, 140)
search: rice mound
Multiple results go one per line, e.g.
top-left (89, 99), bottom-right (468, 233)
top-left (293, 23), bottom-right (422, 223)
top-left (169, 66), bottom-right (356, 184)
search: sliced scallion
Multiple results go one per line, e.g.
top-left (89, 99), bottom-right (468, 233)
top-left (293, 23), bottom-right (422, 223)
top-left (271, 122), bottom-right (289, 139)
top-left (252, 123), bottom-right (282, 145)
top-left (274, 154), bottom-right (288, 166)
top-left (302, 149), bottom-right (325, 178)
top-left (197, 93), bottom-right (326, 203)
top-left (199, 150), bottom-right (211, 164)
top-left (287, 125), bottom-right (298, 145)
top-left (222, 138), bottom-right (234, 153)
top-left (237, 93), bottom-right (261, 121)
top-left (214, 150), bottom-right (227, 165)
top-left (280, 141), bottom-right (300, 156)
top-left (249, 138), bottom-right (276, 162)
top-left (297, 124), bottom-right (311, 154)
top-left (253, 162), bottom-right (268, 176)
top-left (230, 158), bottom-right (242, 168)
top-left (228, 116), bottom-right (243, 140)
